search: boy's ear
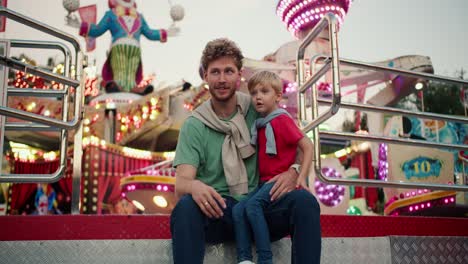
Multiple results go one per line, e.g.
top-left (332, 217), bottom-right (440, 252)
top-left (276, 92), bottom-right (283, 102)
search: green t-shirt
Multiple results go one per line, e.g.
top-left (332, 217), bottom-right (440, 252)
top-left (173, 104), bottom-right (259, 200)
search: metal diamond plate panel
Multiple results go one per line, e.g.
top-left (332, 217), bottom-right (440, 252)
top-left (0, 240), bottom-right (173, 264)
top-left (0, 238), bottom-right (396, 264)
top-left (204, 239), bottom-right (292, 264)
top-left (322, 237), bottom-right (391, 264)
top-left (390, 236), bottom-right (468, 264)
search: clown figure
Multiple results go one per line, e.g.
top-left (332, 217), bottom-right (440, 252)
top-left (79, 0), bottom-right (180, 94)
top-left (34, 184), bottom-right (60, 215)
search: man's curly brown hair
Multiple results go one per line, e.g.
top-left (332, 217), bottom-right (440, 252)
top-left (200, 38), bottom-right (244, 74)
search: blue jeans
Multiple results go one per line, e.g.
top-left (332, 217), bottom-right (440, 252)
top-left (233, 182), bottom-right (275, 264)
top-left (170, 190), bottom-right (321, 264)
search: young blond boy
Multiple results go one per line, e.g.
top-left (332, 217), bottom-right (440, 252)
top-left (232, 71), bottom-right (315, 264)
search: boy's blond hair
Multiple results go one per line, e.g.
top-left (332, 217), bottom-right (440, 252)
top-left (247, 71), bottom-right (283, 94)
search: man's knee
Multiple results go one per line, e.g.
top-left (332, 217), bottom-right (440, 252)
top-left (289, 189), bottom-right (321, 214)
top-left (171, 195), bottom-right (201, 224)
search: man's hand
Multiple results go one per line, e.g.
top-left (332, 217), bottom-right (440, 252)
top-left (268, 168), bottom-right (299, 201)
top-left (191, 180), bottom-right (226, 218)
top-left (296, 176), bottom-right (309, 190)
top-left (175, 164), bottom-right (226, 218)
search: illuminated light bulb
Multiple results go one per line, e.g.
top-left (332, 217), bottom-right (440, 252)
top-left (153, 196), bottom-right (168, 208)
top-left (132, 200), bottom-right (145, 211)
top-left (415, 82), bottom-right (424, 90)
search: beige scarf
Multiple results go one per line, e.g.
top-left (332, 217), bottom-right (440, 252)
top-left (192, 92), bottom-right (255, 195)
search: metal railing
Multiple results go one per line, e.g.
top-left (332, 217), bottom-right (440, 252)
top-left (0, 7), bottom-right (85, 200)
top-left (0, 56), bottom-right (83, 129)
top-left (297, 13), bottom-right (468, 191)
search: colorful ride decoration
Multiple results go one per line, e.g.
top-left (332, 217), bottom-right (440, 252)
top-left (6, 157), bottom-right (73, 215)
top-left (5, 138), bottom-right (167, 215)
top-left (120, 161), bottom-right (176, 214)
top-left (87, 91), bottom-right (167, 144)
top-left (310, 158), bottom-right (350, 214)
top-left (80, 138), bottom-right (166, 214)
top-left (6, 85), bottom-right (170, 148)
top-left (276, 0), bottom-right (352, 38)
top-left (314, 166), bottom-right (346, 207)
top-left (384, 189), bottom-right (457, 216)
top-left (381, 115), bottom-right (462, 215)
top-left (78, 0), bottom-right (182, 94)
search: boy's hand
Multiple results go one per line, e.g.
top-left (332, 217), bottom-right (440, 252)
top-left (191, 180), bottom-right (226, 219)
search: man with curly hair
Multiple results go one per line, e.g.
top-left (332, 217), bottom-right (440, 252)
top-left (171, 38), bottom-right (321, 264)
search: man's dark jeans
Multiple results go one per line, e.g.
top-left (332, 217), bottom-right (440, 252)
top-left (170, 190), bottom-right (321, 264)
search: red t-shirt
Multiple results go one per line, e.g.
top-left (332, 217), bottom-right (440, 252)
top-left (257, 114), bottom-right (304, 182)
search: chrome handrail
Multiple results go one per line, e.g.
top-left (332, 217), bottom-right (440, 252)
top-left (0, 55), bottom-right (78, 87)
top-left (4, 123), bottom-right (61, 131)
top-left (320, 131), bottom-right (468, 151)
top-left (296, 13), bottom-right (468, 191)
top-left (0, 8), bottom-right (85, 188)
top-left (11, 39), bottom-right (73, 79)
top-left (0, 8), bottom-right (80, 53)
top-left (340, 58), bottom-right (468, 86)
top-left (318, 99), bottom-right (468, 124)
top-left (7, 87), bottom-right (67, 97)
top-left (297, 13), bottom-right (341, 132)
top-left (8, 39), bottom-right (73, 98)
top-left (0, 56), bottom-right (82, 129)
top-left (315, 55), bottom-right (468, 123)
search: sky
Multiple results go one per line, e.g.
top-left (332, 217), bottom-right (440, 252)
top-left (3, 0), bottom-right (468, 87)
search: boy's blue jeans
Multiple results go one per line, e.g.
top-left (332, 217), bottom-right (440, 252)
top-left (170, 189), bottom-right (321, 264)
top-left (233, 182), bottom-right (275, 264)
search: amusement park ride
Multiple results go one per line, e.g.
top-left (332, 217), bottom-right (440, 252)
top-left (0, 0), bottom-right (468, 263)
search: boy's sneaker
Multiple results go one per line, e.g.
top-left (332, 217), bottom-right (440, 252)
top-left (238, 261), bottom-right (255, 264)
